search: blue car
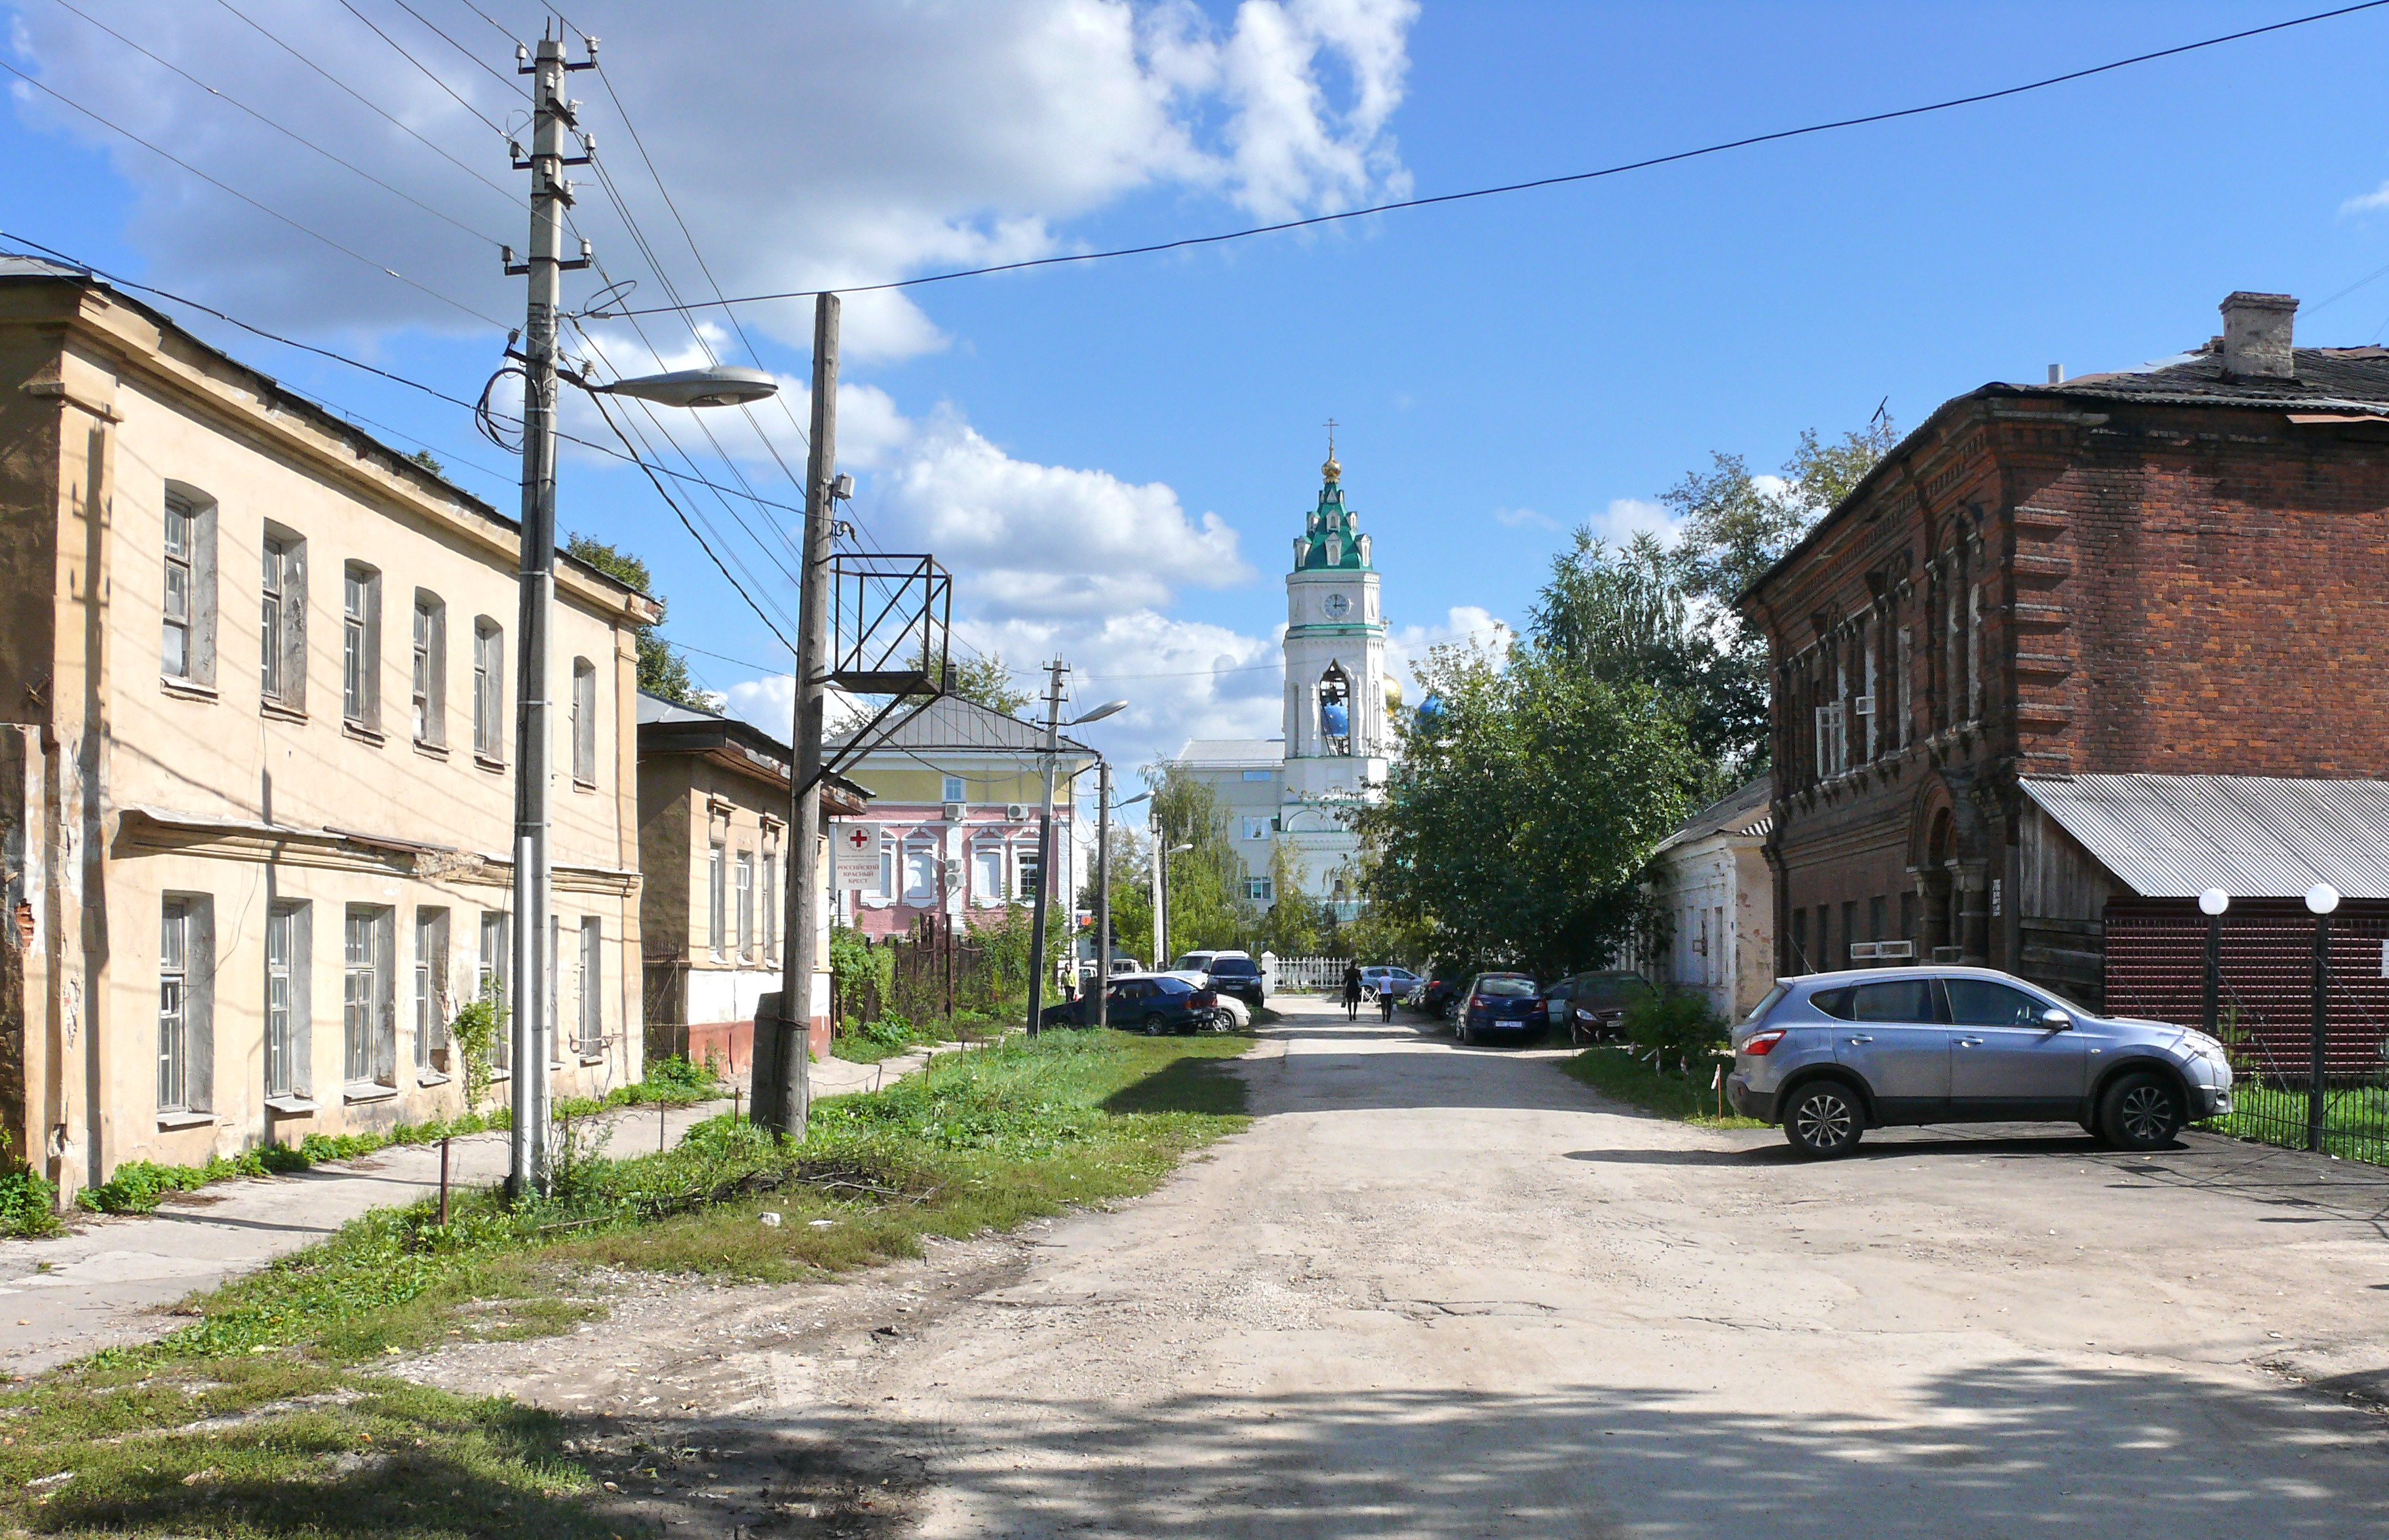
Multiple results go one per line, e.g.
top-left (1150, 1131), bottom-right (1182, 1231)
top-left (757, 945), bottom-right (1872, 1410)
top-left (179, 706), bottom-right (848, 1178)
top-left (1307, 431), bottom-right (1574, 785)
top-left (1456, 972), bottom-right (1543, 1045)
top-left (1040, 973), bottom-right (1221, 1034)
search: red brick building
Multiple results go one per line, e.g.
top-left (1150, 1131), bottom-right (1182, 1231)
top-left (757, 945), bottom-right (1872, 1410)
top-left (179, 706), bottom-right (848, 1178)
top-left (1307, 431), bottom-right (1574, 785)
top-left (1744, 292), bottom-right (2389, 1011)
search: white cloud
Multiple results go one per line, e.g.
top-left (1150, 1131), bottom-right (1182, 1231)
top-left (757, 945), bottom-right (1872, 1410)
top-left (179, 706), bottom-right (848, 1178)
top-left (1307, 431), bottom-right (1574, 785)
top-left (1490, 507), bottom-right (1557, 530)
top-left (1388, 604), bottom-right (1515, 704)
top-left (1582, 496), bottom-right (1683, 545)
top-left (5, 1), bottom-right (1416, 347)
top-left (2344, 184), bottom-right (2389, 216)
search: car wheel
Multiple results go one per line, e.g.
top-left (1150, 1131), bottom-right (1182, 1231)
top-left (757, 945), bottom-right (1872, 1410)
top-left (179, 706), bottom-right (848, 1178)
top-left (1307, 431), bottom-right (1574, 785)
top-left (2098, 1071), bottom-right (2185, 1151)
top-left (1783, 1080), bottom-right (1865, 1158)
top-left (1140, 1013), bottom-right (1167, 1037)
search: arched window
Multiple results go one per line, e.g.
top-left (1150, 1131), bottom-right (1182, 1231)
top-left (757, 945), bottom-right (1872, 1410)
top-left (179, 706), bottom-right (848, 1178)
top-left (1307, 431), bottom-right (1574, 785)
top-left (1318, 663), bottom-right (1352, 754)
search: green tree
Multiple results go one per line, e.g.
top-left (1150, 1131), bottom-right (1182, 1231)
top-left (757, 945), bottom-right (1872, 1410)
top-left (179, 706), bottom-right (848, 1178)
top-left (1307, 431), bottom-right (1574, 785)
top-left (1145, 761), bottom-right (1254, 959)
top-left (1078, 820), bottom-right (1156, 969)
top-left (562, 534), bottom-right (711, 710)
top-left (948, 651), bottom-right (1034, 717)
top-left (1253, 841), bottom-right (1328, 959)
top-left (1350, 641), bottom-right (1697, 980)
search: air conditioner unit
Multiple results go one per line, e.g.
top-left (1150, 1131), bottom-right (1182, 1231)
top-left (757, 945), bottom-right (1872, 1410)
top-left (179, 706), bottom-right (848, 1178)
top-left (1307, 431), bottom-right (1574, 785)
top-left (1005, 803), bottom-right (1031, 820)
top-left (1849, 941), bottom-right (1879, 961)
top-left (942, 801), bottom-right (967, 821)
top-left (1852, 695), bottom-right (1875, 716)
top-left (1873, 940), bottom-right (1916, 960)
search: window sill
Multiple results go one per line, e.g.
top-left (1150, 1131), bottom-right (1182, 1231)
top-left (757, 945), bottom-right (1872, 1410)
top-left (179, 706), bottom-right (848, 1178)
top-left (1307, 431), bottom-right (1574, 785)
top-left (572, 777), bottom-right (598, 793)
top-left (159, 676), bottom-right (218, 702)
top-left (341, 720), bottom-right (385, 747)
top-left (264, 1096), bottom-right (318, 1116)
top-left (413, 739), bottom-right (450, 760)
top-left (473, 753), bottom-right (507, 773)
top-left (579, 1054), bottom-right (605, 1066)
top-left (156, 1109), bottom-right (214, 1130)
top-left (415, 1071), bottom-right (450, 1088)
top-left (260, 699), bottom-right (308, 725)
top-left (343, 1084), bottom-right (399, 1105)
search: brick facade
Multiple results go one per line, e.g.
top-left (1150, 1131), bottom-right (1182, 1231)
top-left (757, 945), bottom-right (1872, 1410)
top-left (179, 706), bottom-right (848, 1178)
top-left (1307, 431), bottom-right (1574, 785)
top-left (1745, 298), bottom-right (2389, 1004)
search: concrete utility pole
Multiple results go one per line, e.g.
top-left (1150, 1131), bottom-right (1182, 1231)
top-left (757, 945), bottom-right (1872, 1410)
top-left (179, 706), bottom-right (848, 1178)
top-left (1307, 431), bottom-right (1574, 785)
top-left (1025, 657), bottom-right (1068, 1035)
top-left (758, 292), bottom-right (840, 1138)
top-left (1095, 762), bottom-right (1112, 1028)
top-left (1151, 807), bottom-right (1165, 969)
top-left (505, 29), bottom-right (594, 1200)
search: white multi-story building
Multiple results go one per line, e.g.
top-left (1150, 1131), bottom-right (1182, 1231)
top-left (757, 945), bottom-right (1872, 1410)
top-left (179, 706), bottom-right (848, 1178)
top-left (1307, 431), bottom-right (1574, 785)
top-left (1175, 446), bottom-right (1395, 916)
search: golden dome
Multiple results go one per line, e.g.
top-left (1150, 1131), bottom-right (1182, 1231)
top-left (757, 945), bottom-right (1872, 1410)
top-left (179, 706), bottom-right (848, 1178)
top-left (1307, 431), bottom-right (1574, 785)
top-left (1322, 454), bottom-right (1341, 482)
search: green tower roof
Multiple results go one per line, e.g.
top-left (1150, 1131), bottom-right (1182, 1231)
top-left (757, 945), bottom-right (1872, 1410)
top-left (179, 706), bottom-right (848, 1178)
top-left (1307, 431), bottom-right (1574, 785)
top-left (1292, 452), bottom-right (1370, 572)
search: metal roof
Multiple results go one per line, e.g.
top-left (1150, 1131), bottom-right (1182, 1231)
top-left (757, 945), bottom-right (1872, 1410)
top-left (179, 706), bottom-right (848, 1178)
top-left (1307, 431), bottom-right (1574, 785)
top-left (1651, 776), bottom-right (1773, 857)
top-left (826, 692), bottom-right (1089, 755)
top-left (2019, 774), bottom-right (2389, 899)
top-left (1175, 738), bottom-right (1284, 767)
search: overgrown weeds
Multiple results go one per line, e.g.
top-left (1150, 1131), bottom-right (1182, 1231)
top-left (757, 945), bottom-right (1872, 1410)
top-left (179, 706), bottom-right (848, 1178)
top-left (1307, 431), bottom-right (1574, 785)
top-left (0, 1030), bottom-right (1252, 1537)
top-left (1562, 1044), bottom-right (1762, 1127)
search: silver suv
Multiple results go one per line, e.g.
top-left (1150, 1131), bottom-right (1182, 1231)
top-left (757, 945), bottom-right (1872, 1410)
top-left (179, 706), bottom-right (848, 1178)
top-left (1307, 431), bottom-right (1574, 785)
top-left (1726, 966), bottom-right (2232, 1158)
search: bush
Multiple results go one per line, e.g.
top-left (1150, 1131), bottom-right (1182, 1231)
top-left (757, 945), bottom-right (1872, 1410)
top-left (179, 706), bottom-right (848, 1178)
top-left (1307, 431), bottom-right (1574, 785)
top-left (0, 1158), bottom-right (60, 1237)
top-left (1620, 988), bottom-right (1727, 1076)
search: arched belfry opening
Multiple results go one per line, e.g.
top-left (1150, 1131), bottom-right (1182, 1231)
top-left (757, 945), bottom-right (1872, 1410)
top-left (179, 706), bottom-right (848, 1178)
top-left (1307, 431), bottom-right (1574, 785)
top-left (1319, 662), bottom-right (1353, 754)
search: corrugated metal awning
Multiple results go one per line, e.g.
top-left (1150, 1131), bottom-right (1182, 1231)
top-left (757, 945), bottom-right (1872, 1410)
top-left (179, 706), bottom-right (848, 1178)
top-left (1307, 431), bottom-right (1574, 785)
top-left (2019, 774), bottom-right (2389, 899)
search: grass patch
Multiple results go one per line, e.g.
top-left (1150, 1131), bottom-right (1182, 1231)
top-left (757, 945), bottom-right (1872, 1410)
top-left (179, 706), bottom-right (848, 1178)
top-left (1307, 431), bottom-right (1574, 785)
top-left (2200, 1080), bottom-right (2389, 1167)
top-left (830, 1010), bottom-right (1006, 1064)
top-left (0, 1030), bottom-right (1251, 1537)
top-left (1561, 1045), bottom-right (1764, 1128)
top-left (72, 1058), bottom-right (727, 1216)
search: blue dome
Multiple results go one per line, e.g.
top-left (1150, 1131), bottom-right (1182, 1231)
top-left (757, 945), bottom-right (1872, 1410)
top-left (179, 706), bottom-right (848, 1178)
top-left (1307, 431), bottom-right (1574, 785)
top-left (1321, 700), bottom-right (1351, 737)
top-left (1414, 694), bottom-right (1446, 721)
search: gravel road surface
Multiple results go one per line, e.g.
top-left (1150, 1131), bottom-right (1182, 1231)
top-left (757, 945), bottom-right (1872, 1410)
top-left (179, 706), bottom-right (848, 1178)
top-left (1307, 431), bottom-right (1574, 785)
top-left (408, 995), bottom-right (2389, 1537)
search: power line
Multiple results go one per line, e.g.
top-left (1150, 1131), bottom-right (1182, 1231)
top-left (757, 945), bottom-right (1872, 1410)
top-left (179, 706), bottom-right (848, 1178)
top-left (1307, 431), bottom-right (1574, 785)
top-left (331, 0), bottom-right (510, 138)
top-left (602, 0), bottom-right (2389, 318)
top-left (207, 0), bottom-right (520, 205)
top-left (383, 0), bottom-right (531, 101)
top-left (40, 0), bottom-right (509, 248)
top-left (0, 56), bottom-right (509, 329)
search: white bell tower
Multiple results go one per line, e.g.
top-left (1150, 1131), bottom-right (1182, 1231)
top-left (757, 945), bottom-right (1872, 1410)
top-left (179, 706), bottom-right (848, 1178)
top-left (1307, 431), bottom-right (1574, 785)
top-left (1282, 433), bottom-right (1388, 803)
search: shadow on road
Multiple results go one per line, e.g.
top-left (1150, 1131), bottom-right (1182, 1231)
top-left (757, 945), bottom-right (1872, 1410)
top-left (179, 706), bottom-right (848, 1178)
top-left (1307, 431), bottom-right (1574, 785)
top-left (827, 1356), bottom-right (2384, 1537)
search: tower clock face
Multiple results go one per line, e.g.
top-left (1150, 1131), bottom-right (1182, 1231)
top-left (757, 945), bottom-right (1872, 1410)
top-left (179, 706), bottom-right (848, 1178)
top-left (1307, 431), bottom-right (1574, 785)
top-left (1322, 592), bottom-right (1351, 619)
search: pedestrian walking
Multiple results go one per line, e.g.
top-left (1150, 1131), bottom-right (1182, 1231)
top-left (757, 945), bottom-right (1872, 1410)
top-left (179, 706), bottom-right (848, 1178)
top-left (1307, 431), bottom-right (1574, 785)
top-left (1378, 980), bottom-right (1397, 1024)
top-left (1342, 961), bottom-right (1363, 1021)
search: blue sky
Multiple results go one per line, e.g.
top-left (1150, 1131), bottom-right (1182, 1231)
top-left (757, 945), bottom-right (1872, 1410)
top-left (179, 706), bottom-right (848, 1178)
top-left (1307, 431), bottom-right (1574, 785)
top-left (11, 1), bottom-right (2389, 771)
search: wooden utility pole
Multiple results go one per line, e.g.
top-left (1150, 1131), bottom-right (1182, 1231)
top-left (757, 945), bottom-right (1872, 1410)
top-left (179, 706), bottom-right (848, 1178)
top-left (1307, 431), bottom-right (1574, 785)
top-left (758, 292), bottom-right (840, 1138)
top-left (1025, 657), bottom-right (1068, 1035)
top-left (1095, 761), bottom-right (1112, 1028)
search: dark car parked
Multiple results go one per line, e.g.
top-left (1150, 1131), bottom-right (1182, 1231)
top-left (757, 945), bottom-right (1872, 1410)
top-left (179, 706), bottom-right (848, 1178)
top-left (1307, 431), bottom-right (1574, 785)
top-left (1200, 953), bottom-right (1266, 1009)
top-left (1040, 974), bottom-right (1219, 1035)
top-left (1457, 972), bottom-right (1544, 1045)
top-left (1418, 965), bottom-right (1481, 1020)
top-left (1544, 970), bottom-right (1654, 1045)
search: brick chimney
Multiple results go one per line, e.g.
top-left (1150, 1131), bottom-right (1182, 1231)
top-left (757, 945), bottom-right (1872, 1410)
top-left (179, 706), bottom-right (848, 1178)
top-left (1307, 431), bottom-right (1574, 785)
top-left (2219, 291), bottom-right (2297, 379)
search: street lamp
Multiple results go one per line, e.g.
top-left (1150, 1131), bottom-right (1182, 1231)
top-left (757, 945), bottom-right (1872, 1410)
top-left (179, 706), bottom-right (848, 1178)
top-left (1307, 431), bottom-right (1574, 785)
top-left (2306, 882), bottom-right (2340, 1153)
top-left (1100, 786), bottom-right (1153, 1029)
top-left (505, 356), bottom-right (776, 1201)
top-left (1026, 695), bottom-right (1131, 1035)
top-left (2198, 889), bottom-right (2229, 1042)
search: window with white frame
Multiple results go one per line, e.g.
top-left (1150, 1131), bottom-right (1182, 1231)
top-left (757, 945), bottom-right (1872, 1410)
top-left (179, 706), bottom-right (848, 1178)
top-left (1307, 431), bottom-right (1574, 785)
top-left (159, 896), bottom-right (211, 1113)
top-left (414, 908), bottom-right (449, 1074)
top-left (1241, 816), bottom-right (1269, 841)
top-left (735, 850), bottom-right (754, 959)
top-left (942, 774), bottom-right (966, 804)
top-left (265, 903), bottom-right (309, 1098)
top-left (343, 906), bottom-right (395, 1088)
top-left (876, 834), bottom-right (897, 900)
top-left (1242, 768), bottom-right (1273, 781)
top-left (571, 657), bottom-right (596, 784)
top-left (903, 834), bottom-right (939, 904)
top-left (762, 850), bottom-right (779, 961)
top-left (1014, 840), bottom-right (1042, 901)
top-left (1247, 877), bottom-right (1275, 904)
top-left (577, 917), bottom-right (603, 1056)
top-left (972, 839), bottom-right (1002, 903)
top-left (1859, 617), bottom-right (1878, 763)
top-left (412, 593), bottom-right (444, 746)
top-left (1966, 583), bottom-right (1983, 722)
top-left (260, 528), bottom-right (305, 708)
top-left (342, 562), bottom-right (380, 729)
top-left (473, 619), bottom-right (503, 760)
top-left (163, 488), bottom-right (217, 684)
top-left (709, 841), bottom-right (727, 956)
top-left (1895, 624), bottom-right (1913, 750)
top-left (478, 910), bottom-right (511, 1071)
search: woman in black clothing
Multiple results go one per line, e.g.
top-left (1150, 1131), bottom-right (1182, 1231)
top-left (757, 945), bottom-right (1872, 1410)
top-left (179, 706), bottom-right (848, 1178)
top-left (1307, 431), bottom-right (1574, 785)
top-left (1342, 961), bottom-right (1364, 1021)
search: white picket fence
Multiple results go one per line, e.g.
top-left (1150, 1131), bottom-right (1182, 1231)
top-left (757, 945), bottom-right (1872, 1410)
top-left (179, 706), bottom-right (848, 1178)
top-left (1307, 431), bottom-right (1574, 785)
top-left (1262, 953), bottom-right (1350, 993)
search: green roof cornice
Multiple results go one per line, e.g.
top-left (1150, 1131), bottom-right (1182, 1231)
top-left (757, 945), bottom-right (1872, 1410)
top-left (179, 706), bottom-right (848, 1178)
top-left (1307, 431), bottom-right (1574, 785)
top-left (1291, 463), bottom-right (1371, 572)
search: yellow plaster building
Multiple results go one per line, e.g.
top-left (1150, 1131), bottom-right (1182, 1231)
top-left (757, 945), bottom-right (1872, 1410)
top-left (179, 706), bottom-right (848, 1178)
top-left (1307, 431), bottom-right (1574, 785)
top-left (0, 257), bottom-right (653, 1203)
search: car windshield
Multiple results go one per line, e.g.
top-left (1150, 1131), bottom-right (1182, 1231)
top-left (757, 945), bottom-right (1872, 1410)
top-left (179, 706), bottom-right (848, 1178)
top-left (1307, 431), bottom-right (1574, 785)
top-left (1210, 958), bottom-right (1258, 976)
top-left (1475, 976), bottom-right (1536, 997)
top-left (1152, 976), bottom-right (1194, 995)
top-left (1743, 982), bottom-right (1789, 1024)
top-left (1171, 955), bottom-right (1208, 972)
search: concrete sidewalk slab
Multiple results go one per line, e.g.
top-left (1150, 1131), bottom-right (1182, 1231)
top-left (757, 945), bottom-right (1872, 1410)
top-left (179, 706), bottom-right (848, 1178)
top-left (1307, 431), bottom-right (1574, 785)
top-left (0, 1043), bottom-right (955, 1376)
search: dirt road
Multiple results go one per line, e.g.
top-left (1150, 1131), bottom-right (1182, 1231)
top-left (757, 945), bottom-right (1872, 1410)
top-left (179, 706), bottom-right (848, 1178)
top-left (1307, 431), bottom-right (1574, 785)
top-left (416, 995), bottom-right (2389, 1537)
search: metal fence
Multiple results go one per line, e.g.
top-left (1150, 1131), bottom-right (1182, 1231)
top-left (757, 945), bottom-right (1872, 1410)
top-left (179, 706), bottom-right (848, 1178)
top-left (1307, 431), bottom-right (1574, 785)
top-left (2105, 900), bottom-right (2389, 1165)
top-left (1265, 955), bottom-right (1351, 993)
